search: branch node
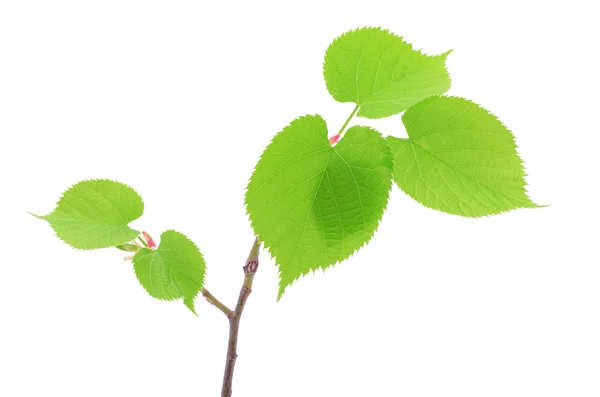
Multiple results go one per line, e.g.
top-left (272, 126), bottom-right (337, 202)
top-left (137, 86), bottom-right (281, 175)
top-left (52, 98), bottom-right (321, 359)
top-left (243, 258), bottom-right (259, 275)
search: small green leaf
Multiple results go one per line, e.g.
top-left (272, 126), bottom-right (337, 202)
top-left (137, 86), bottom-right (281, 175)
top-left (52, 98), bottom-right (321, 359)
top-left (388, 96), bottom-right (538, 217)
top-left (245, 115), bottom-right (393, 299)
top-left (115, 244), bottom-right (140, 252)
top-left (323, 27), bottom-right (451, 119)
top-left (132, 230), bottom-right (206, 314)
top-left (34, 179), bottom-right (144, 249)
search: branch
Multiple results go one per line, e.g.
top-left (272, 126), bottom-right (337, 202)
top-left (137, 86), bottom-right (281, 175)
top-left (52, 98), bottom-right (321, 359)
top-left (221, 236), bottom-right (261, 397)
top-left (201, 288), bottom-right (233, 318)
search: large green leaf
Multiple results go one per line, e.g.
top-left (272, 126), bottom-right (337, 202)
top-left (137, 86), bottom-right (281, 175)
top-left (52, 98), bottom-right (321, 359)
top-left (132, 230), bottom-right (206, 314)
top-left (323, 27), bottom-right (451, 119)
top-left (34, 179), bottom-right (144, 249)
top-left (388, 96), bottom-right (538, 217)
top-left (245, 115), bottom-right (393, 298)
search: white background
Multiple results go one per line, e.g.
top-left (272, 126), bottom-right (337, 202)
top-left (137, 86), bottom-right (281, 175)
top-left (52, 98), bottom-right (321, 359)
top-left (1, 1), bottom-right (598, 396)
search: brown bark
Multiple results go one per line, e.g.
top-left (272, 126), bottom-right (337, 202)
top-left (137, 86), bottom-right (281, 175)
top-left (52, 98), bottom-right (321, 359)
top-left (220, 237), bottom-right (260, 397)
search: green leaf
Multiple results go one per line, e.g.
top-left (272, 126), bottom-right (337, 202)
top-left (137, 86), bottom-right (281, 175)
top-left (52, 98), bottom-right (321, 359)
top-left (245, 115), bottom-right (393, 299)
top-left (388, 96), bottom-right (538, 217)
top-left (34, 179), bottom-right (144, 249)
top-left (323, 27), bottom-right (451, 119)
top-left (132, 230), bottom-right (206, 314)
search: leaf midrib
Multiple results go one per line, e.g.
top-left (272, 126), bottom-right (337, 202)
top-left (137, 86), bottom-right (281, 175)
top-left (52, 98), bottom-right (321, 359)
top-left (44, 216), bottom-right (133, 229)
top-left (289, 149), bottom-right (334, 267)
top-left (411, 141), bottom-right (531, 206)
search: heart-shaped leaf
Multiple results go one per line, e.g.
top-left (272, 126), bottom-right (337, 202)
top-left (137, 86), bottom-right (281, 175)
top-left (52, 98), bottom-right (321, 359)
top-left (246, 115), bottom-right (393, 298)
top-left (323, 27), bottom-right (451, 119)
top-left (34, 179), bottom-right (144, 249)
top-left (388, 96), bottom-right (539, 217)
top-left (132, 230), bottom-right (206, 314)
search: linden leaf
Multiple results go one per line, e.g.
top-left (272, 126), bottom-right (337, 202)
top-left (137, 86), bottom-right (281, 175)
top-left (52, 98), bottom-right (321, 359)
top-left (132, 230), bottom-right (206, 314)
top-left (323, 27), bottom-right (451, 119)
top-left (388, 96), bottom-right (538, 217)
top-left (245, 115), bottom-right (393, 299)
top-left (34, 179), bottom-right (144, 249)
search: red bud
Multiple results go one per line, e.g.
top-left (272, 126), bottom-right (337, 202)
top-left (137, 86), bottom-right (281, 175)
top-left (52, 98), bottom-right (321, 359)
top-left (142, 231), bottom-right (156, 248)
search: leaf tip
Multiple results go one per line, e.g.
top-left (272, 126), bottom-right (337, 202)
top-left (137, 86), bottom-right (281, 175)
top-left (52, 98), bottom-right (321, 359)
top-left (27, 211), bottom-right (45, 220)
top-left (439, 49), bottom-right (453, 59)
top-left (276, 285), bottom-right (286, 302)
top-left (184, 295), bottom-right (198, 316)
